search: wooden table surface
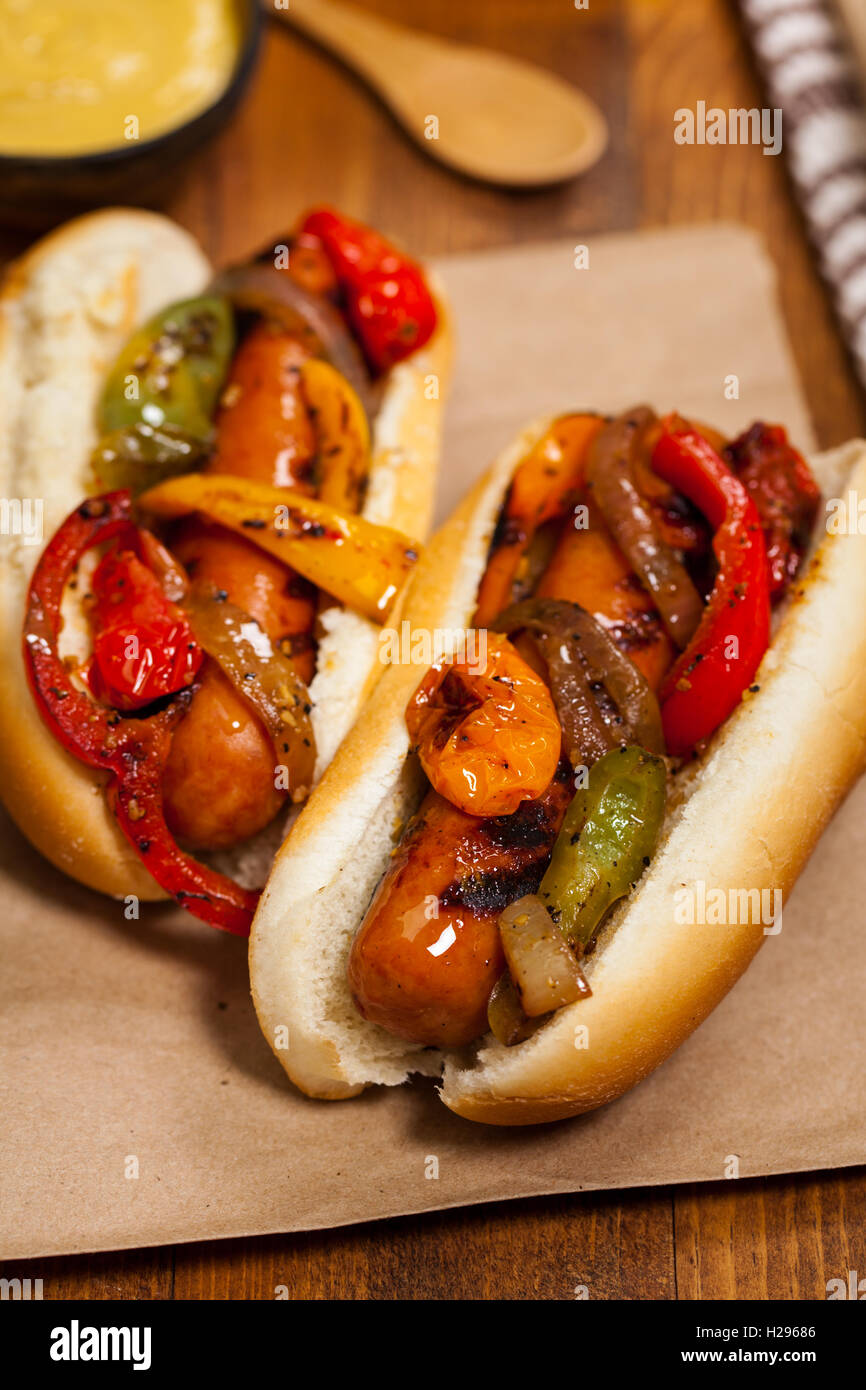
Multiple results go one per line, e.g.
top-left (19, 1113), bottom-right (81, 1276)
top-left (5, 0), bottom-right (866, 1301)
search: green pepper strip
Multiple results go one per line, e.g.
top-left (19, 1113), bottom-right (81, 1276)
top-left (91, 421), bottom-right (212, 497)
top-left (538, 745), bottom-right (667, 951)
top-left (99, 295), bottom-right (235, 441)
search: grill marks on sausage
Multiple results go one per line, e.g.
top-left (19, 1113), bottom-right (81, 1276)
top-left (436, 761), bottom-right (572, 914)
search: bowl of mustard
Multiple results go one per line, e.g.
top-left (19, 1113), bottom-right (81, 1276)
top-left (0, 0), bottom-right (262, 227)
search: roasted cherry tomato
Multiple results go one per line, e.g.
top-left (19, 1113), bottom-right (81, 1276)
top-left (406, 634), bottom-right (561, 818)
top-left (87, 546), bottom-right (202, 710)
top-left (301, 207), bottom-right (436, 373)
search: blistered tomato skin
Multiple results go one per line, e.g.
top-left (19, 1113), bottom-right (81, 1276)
top-left (87, 547), bottom-right (202, 710)
top-left (405, 635), bottom-right (561, 818)
top-left (300, 208), bottom-right (437, 373)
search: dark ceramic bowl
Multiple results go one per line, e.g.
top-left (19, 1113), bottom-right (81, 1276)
top-left (0, 0), bottom-right (263, 229)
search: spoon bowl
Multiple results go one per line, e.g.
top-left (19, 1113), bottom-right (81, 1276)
top-left (276, 0), bottom-right (608, 187)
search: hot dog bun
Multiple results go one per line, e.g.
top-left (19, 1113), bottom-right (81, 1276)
top-left (0, 210), bottom-right (451, 903)
top-left (249, 421), bottom-right (866, 1122)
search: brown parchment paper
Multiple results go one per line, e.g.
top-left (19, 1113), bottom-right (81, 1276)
top-left (3, 224), bottom-right (862, 1264)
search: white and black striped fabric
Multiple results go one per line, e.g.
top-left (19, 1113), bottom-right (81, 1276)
top-left (740, 0), bottom-right (866, 384)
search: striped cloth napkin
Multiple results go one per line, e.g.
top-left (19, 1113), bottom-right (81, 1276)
top-left (739, 0), bottom-right (866, 385)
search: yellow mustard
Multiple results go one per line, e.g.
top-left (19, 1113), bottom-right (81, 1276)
top-left (0, 0), bottom-right (242, 156)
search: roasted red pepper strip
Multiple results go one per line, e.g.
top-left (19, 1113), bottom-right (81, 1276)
top-left (723, 422), bottom-right (821, 602)
top-left (652, 421), bottom-right (771, 757)
top-left (22, 491), bottom-right (259, 935)
top-left (300, 207), bottom-right (436, 373)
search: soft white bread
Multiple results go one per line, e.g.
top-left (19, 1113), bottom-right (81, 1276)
top-left (249, 422), bottom-right (866, 1123)
top-left (0, 210), bottom-right (212, 900)
top-left (0, 211), bottom-right (451, 903)
top-left (307, 271), bottom-right (451, 778)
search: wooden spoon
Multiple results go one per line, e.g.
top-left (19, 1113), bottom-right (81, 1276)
top-left (268, 0), bottom-right (608, 186)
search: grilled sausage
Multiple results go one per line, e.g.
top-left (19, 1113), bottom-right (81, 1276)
top-left (348, 765), bottom-right (573, 1045)
top-left (162, 323), bottom-right (318, 851)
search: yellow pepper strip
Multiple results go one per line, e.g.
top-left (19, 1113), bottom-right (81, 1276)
top-left (300, 359), bottom-right (370, 514)
top-left (137, 475), bottom-right (420, 624)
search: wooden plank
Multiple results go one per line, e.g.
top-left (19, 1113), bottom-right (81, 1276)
top-left (170, 1193), bottom-right (675, 1300)
top-left (10, 1249), bottom-right (174, 1301)
top-left (675, 1171), bottom-right (866, 1300)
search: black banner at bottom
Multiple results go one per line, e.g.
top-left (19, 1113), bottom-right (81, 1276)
top-left (1, 1296), bottom-right (859, 1375)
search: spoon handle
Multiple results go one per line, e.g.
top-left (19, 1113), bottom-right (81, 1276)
top-left (268, 0), bottom-right (426, 94)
